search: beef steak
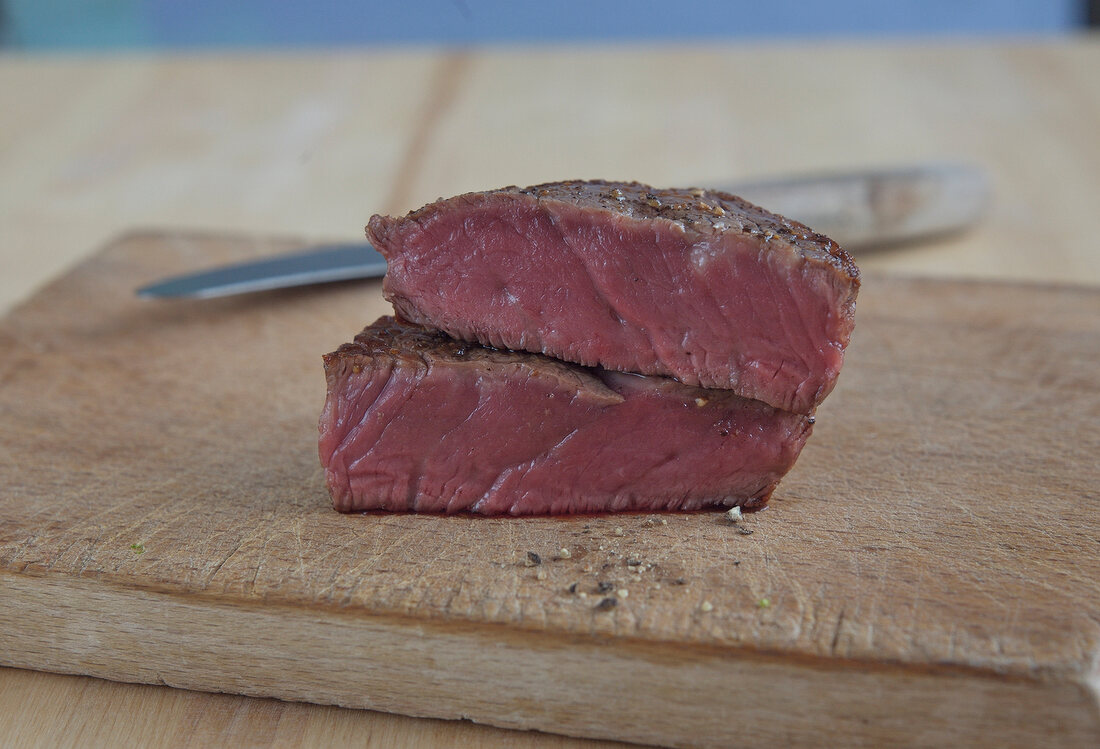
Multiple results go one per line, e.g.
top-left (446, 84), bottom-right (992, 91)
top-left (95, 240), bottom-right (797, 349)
top-left (367, 180), bottom-right (859, 414)
top-left (319, 317), bottom-right (813, 516)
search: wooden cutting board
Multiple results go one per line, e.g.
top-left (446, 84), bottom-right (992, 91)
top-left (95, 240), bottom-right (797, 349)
top-left (1, 232), bottom-right (1097, 748)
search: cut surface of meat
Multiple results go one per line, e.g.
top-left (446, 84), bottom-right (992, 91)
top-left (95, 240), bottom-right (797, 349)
top-left (319, 317), bottom-right (813, 516)
top-left (367, 180), bottom-right (859, 414)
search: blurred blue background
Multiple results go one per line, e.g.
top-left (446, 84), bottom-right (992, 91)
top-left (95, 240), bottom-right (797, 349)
top-left (1, 0), bottom-right (1093, 49)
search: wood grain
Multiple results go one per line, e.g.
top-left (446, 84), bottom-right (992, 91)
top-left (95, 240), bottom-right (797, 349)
top-left (1, 232), bottom-right (1098, 747)
top-left (0, 667), bottom-right (623, 749)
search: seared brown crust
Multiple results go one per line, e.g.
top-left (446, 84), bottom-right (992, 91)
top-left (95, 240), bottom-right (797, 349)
top-left (520, 180), bottom-right (859, 281)
top-left (370, 179), bottom-right (860, 284)
top-left (323, 316), bottom-right (623, 406)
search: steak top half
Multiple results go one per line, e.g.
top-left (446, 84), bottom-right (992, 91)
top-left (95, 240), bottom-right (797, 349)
top-left (368, 180), bottom-right (859, 414)
top-left (319, 317), bottom-right (813, 516)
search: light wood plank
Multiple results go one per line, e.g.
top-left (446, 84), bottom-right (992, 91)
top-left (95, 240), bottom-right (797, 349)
top-left (3, 573), bottom-right (1096, 749)
top-left (0, 667), bottom-right (622, 749)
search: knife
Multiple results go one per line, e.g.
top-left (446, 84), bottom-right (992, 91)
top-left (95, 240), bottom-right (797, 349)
top-left (137, 163), bottom-right (987, 299)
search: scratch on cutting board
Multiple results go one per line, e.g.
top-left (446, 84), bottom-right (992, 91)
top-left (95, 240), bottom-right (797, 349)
top-left (43, 536), bottom-right (88, 574)
top-left (248, 554), bottom-right (266, 596)
top-left (2, 528), bottom-right (48, 570)
top-left (74, 532), bottom-right (107, 575)
top-left (293, 517), bottom-right (306, 579)
top-left (330, 518), bottom-right (430, 602)
top-left (907, 561), bottom-right (927, 634)
top-left (91, 489), bottom-right (178, 547)
top-left (203, 535), bottom-right (248, 587)
top-left (830, 605), bottom-right (848, 656)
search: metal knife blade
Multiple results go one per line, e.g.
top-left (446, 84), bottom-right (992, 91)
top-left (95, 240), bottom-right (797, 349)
top-left (137, 244), bottom-right (388, 299)
top-left (137, 163), bottom-right (987, 299)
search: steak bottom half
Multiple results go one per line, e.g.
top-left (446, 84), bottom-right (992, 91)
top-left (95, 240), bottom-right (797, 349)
top-left (319, 317), bottom-right (813, 516)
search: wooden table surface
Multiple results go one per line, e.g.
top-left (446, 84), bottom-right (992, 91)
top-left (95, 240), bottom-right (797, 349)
top-left (2, 36), bottom-right (1098, 747)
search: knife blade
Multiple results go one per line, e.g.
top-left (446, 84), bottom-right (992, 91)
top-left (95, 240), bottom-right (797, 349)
top-left (137, 163), bottom-right (986, 299)
top-left (136, 244), bottom-right (387, 299)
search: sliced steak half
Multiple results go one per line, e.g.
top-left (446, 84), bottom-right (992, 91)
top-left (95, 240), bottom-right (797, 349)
top-left (367, 180), bottom-right (859, 414)
top-left (319, 317), bottom-right (812, 516)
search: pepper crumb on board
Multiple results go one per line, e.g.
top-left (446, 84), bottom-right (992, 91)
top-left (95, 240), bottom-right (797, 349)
top-left (626, 558), bottom-right (642, 566)
top-left (597, 581), bottom-right (614, 593)
top-left (736, 526), bottom-right (754, 536)
top-left (595, 597), bottom-right (618, 611)
top-left (525, 551), bottom-right (542, 566)
top-left (567, 582), bottom-right (578, 594)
